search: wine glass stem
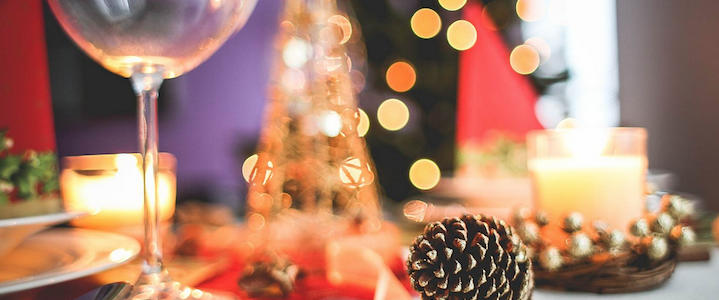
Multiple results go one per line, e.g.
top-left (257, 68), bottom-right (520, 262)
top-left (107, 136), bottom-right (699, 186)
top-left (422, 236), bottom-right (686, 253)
top-left (131, 70), bottom-right (165, 275)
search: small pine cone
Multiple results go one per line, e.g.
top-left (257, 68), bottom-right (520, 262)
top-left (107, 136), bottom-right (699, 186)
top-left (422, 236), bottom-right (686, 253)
top-left (630, 219), bottom-right (650, 237)
top-left (662, 195), bottom-right (694, 220)
top-left (538, 247), bottom-right (563, 271)
top-left (562, 212), bottom-right (584, 233)
top-left (534, 211), bottom-right (550, 227)
top-left (567, 233), bottom-right (594, 259)
top-left (651, 213), bottom-right (675, 234)
top-left (600, 229), bottom-right (626, 251)
top-left (517, 222), bottom-right (540, 244)
top-left (407, 215), bottom-right (533, 300)
top-left (670, 226), bottom-right (696, 245)
top-left (642, 235), bottom-right (669, 261)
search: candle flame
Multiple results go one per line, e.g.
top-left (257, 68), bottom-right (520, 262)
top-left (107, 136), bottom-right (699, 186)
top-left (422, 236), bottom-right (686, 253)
top-left (556, 118), bottom-right (609, 159)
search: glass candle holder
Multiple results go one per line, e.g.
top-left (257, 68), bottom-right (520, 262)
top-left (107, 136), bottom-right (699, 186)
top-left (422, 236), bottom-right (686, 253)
top-left (527, 128), bottom-right (647, 244)
top-left (60, 153), bottom-right (176, 229)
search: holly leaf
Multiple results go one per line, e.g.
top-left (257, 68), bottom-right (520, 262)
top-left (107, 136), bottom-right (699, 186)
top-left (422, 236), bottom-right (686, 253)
top-left (0, 155), bottom-right (21, 179)
top-left (12, 167), bottom-right (39, 200)
top-left (42, 176), bottom-right (59, 194)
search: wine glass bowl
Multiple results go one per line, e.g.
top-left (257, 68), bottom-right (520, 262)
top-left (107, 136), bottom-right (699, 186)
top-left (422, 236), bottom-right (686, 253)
top-left (48, 0), bottom-right (258, 299)
top-left (48, 0), bottom-right (254, 78)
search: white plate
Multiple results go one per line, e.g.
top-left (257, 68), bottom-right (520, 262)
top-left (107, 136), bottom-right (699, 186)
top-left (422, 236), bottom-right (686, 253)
top-left (0, 211), bottom-right (86, 259)
top-left (0, 210), bottom-right (86, 228)
top-left (0, 228), bottom-right (140, 295)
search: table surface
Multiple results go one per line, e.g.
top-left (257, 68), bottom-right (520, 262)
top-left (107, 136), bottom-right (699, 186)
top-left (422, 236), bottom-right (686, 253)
top-left (1, 247), bottom-right (716, 300)
top-left (533, 249), bottom-right (719, 300)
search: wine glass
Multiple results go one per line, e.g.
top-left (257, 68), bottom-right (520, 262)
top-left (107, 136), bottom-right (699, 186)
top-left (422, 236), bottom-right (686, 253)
top-left (47, 0), bottom-right (258, 299)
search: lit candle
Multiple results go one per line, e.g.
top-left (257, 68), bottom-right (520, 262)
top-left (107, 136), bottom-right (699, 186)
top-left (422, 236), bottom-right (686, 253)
top-left (61, 153), bottom-right (176, 229)
top-left (527, 127), bottom-right (647, 244)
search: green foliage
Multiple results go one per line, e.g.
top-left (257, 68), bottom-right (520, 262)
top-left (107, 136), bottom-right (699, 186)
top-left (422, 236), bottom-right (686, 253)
top-left (457, 134), bottom-right (528, 176)
top-left (0, 129), bottom-right (60, 202)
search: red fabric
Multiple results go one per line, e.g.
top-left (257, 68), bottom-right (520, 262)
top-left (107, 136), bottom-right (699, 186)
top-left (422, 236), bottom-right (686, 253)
top-left (196, 247), bottom-right (413, 299)
top-left (197, 257), bottom-right (377, 300)
top-left (0, 0), bottom-right (56, 153)
top-left (456, 1), bottom-right (543, 145)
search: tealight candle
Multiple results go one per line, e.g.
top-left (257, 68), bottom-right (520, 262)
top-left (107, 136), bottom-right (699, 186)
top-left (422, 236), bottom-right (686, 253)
top-left (60, 153), bottom-right (176, 229)
top-left (527, 128), bottom-right (647, 245)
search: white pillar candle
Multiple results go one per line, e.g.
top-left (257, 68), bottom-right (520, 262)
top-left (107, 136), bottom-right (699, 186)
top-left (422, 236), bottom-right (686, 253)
top-left (528, 128), bottom-right (647, 245)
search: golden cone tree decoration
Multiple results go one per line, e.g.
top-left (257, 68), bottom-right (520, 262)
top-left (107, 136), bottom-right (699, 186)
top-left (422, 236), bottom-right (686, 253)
top-left (245, 0), bottom-right (380, 242)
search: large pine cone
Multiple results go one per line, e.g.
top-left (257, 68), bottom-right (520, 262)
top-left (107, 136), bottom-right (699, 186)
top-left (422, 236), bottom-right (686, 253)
top-left (407, 215), bottom-right (533, 300)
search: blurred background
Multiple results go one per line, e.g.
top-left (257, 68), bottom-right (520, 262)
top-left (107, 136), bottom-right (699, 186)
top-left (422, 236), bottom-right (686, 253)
top-left (44, 0), bottom-right (719, 213)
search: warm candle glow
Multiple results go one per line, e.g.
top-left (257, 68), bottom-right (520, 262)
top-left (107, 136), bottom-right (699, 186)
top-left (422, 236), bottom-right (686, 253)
top-left (61, 153), bottom-right (176, 229)
top-left (528, 128), bottom-right (647, 245)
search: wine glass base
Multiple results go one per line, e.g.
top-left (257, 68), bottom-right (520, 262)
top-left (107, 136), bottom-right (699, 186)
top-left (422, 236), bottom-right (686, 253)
top-left (130, 268), bottom-right (236, 300)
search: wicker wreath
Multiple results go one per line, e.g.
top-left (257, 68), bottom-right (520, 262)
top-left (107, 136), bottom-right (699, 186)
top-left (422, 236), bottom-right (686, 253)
top-left (533, 252), bottom-right (677, 293)
top-left (514, 194), bottom-right (694, 294)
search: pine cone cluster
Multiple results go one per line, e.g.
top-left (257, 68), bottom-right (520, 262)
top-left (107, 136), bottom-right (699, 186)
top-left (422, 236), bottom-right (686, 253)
top-left (515, 194), bottom-right (696, 271)
top-left (407, 214), bottom-right (533, 300)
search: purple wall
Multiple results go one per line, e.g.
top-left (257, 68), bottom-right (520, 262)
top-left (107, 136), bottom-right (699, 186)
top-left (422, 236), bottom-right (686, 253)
top-left (55, 1), bottom-right (283, 207)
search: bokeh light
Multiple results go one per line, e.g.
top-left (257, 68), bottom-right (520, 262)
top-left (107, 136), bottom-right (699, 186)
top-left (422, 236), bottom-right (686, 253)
top-left (409, 159), bottom-right (441, 190)
top-left (328, 15), bottom-right (352, 44)
top-left (411, 8), bottom-right (442, 39)
top-left (242, 154), bottom-right (258, 183)
top-left (510, 45), bottom-right (540, 75)
top-left (524, 37), bottom-right (551, 64)
top-left (248, 193), bottom-right (274, 210)
top-left (242, 154), bottom-right (273, 185)
top-left (339, 157), bottom-right (374, 188)
top-left (439, 0), bottom-right (467, 11)
top-left (247, 213), bottom-right (265, 231)
top-left (279, 20), bottom-right (295, 34)
top-left (357, 108), bottom-right (370, 137)
top-left (319, 110), bottom-right (342, 137)
top-left (340, 108), bottom-right (360, 136)
top-left (280, 193), bottom-right (292, 209)
top-left (282, 38), bottom-right (311, 69)
top-left (282, 68), bottom-right (306, 90)
top-left (403, 200), bottom-right (429, 222)
top-left (447, 20), bottom-right (477, 51)
top-left (386, 61), bottom-right (416, 92)
top-left (516, 0), bottom-right (546, 22)
top-left (350, 70), bottom-right (366, 93)
top-left (377, 99), bottom-right (410, 131)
